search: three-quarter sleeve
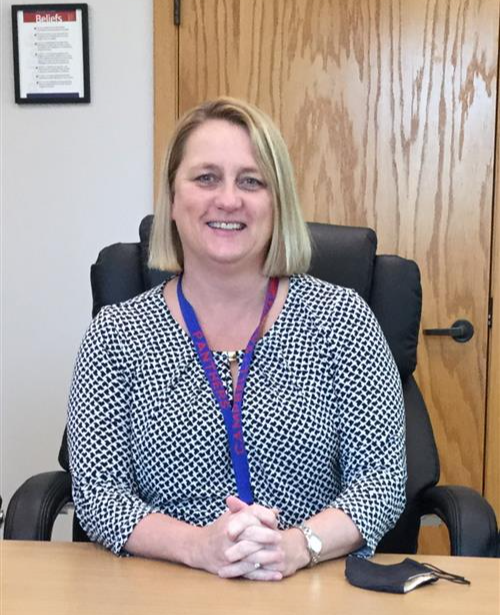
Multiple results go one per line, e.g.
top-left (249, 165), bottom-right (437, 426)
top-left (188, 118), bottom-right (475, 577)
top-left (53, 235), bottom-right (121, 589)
top-left (67, 307), bottom-right (158, 554)
top-left (67, 277), bottom-right (406, 557)
top-left (329, 291), bottom-right (407, 556)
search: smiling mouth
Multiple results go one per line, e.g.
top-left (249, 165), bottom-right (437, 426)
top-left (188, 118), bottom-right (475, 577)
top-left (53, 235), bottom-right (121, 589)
top-left (207, 221), bottom-right (246, 230)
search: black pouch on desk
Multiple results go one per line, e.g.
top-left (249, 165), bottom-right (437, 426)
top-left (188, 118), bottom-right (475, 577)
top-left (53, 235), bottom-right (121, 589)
top-left (345, 557), bottom-right (470, 594)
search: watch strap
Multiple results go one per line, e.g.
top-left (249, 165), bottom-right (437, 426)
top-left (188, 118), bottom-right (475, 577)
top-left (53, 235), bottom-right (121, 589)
top-left (298, 523), bottom-right (322, 567)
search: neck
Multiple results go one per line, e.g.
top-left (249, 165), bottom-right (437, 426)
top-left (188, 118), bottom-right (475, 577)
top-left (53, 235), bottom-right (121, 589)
top-left (179, 263), bottom-right (272, 351)
top-left (182, 254), bottom-right (269, 306)
top-left (181, 262), bottom-right (269, 312)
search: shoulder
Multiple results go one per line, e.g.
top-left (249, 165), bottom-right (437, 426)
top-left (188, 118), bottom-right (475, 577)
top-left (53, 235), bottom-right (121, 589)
top-left (290, 274), bottom-right (369, 318)
top-left (85, 284), bottom-right (168, 347)
top-left (288, 274), bottom-right (382, 344)
top-left (96, 283), bottom-right (165, 322)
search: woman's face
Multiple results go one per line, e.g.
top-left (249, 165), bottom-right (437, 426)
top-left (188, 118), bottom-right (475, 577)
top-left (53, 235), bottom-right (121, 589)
top-left (171, 119), bottom-right (273, 274)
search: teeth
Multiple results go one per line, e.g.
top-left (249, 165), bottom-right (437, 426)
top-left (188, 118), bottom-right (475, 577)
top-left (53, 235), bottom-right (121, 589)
top-left (208, 222), bottom-right (245, 230)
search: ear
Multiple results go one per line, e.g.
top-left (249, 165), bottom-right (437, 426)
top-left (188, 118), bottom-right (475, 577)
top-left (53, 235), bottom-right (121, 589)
top-left (170, 192), bottom-right (177, 221)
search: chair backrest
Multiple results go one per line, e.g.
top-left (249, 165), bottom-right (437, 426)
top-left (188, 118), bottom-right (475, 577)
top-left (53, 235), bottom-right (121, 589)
top-left (92, 217), bottom-right (421, 377)
top-left (66, 216), bottom-right (440, 552)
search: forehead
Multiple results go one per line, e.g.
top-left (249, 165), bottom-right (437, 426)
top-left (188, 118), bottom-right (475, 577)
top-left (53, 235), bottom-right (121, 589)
top-left (181, 119), bottom-right (258, 167)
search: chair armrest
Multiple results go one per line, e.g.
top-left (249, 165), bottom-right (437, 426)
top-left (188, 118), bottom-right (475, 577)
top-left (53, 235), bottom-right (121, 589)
top-left (4, 471), bottom-right (72, 540)
top-left (421, 484), bottom-right (498, 557)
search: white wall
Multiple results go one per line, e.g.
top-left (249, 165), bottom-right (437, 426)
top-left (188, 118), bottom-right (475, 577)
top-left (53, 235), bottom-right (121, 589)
top-left (1, 0), bottom-right (153, 537)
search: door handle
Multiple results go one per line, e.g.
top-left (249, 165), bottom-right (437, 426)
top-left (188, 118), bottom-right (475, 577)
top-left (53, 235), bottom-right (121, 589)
top-left (423, 319), bottom-right (474, 343)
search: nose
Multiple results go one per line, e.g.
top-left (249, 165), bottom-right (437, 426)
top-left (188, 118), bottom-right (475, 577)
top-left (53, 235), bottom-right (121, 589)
top-left (214, 181), bottom-right (242, 211)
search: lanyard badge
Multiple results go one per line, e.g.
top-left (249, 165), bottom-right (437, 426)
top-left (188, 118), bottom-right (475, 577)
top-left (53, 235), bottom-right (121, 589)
top-left (177, 275), bottom-right (279, 504)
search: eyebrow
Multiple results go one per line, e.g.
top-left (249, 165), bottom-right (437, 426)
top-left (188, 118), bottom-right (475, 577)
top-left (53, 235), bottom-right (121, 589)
top-left (190, 163), bottom-right (262, 174)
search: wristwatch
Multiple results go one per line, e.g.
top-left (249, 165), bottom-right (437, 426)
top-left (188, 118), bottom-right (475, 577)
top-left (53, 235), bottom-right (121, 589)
top-left (298, 523), bottom-right (322, 567)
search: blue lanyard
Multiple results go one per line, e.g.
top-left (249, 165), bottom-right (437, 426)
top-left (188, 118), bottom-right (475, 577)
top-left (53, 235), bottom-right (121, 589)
top-left (177, 275), bottom-right (279, 504)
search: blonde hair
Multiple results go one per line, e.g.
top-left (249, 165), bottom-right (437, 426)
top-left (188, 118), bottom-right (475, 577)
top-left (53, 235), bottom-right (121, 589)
top-left (149, 97), bottom-right (311, 276)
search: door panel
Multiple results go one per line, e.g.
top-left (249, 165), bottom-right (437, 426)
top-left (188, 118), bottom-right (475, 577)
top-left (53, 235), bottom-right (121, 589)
top-left (154, 3), bottom-right (499, 552)
top-left (486, 104), bottom-right (500, 516)
top-left (154, 0), bottom-right (178, 195)
top-left (176, 0), bottom-right (498, 497)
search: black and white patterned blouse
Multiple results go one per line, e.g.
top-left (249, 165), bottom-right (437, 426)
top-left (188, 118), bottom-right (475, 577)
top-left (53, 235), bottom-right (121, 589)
top-left (68, 274), bottom-right (406, 557)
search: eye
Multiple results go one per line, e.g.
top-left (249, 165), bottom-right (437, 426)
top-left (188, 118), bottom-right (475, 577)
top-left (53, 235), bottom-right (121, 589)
top-left (194, 173), bottom-right (218, 185)
top-left (238, 176), bottom-right (266, 190)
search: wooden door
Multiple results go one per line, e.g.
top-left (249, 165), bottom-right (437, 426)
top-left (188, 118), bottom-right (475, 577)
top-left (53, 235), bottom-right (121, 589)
top-left (155, 0), bottom-right (499, 549)
top-left (486, 99), bottom-right (500, 521)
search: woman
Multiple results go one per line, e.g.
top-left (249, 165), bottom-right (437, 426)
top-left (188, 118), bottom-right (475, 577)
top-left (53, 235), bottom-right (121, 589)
top-left (68, 97), bottom-right (406, 582)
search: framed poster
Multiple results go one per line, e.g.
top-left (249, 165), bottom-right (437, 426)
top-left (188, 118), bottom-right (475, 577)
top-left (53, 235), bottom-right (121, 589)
top-left (12, 4), bottom-right (90, 104)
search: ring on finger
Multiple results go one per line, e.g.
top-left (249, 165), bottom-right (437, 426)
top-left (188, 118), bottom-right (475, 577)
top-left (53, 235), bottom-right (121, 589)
top-left (253, 562), bottom-right (261, 570)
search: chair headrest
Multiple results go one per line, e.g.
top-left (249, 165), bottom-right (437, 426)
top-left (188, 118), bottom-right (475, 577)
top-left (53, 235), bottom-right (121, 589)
top-left (307, 222), bottom-right (377, 302)
top-left (306, 222), bottom-right (420, 379)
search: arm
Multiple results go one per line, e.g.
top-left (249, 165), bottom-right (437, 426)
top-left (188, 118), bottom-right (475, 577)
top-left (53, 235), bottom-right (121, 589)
top-left (220, 290), bottom-right (406, 578)
top-left (125, 496), bottom-right (282, 577)
top-left (68, 308), bottom-right (159, 553)
top-left (220, 505), bottom-right (363, 579)
top-left (281, 508), bottom-right (363, 570)
top-left (328, 291), bottom-right (407, 557)
top-left (69, 312), bottom-right (280, 572)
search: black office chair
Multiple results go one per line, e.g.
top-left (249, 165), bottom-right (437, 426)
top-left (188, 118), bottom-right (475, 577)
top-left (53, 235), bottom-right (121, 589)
top-left (4, 216), bottom-right (498, 555)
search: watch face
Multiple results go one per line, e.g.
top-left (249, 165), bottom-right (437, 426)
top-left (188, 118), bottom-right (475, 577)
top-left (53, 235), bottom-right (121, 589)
top-left (310, 534), bottom-right (322, 554)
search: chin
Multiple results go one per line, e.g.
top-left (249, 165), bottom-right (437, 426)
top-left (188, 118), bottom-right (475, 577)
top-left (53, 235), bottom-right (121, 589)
top-left (205, 251), bottom-right (262, 270)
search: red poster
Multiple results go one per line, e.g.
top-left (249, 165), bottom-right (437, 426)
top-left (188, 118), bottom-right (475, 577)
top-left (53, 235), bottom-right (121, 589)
top-left (24, 11), bottom-right (77, 23)
top-left (13, 4), bottom-right (90, 103)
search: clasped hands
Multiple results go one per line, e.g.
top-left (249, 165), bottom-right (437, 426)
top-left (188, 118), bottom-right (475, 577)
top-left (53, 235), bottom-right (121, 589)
top-left (196, 495), bottom-right (306, 581)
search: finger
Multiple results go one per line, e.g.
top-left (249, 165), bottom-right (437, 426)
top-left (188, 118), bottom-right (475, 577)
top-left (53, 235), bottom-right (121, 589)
top-left (219, 553), bottom-right (284, 579)
top-left (222, 546), bottom-right (285, 574)
top-left (271, 508), bottom-right (281, 523)
top-left (226, 511), bottom-right (263, 541)
top-left (224, 534), bottom-right (280, 563)
top-left (218, 560), bottom-right (258, 579)
top-left (226, 495), bottom-right (248, 514)
top-left (227, 498), bottom-right (279, 529)
top-left (224, 540), bottom-right (263, 563)
top-left (218, 560), bottom-right (281, 579)
top-left (248, 504), bottom-right (279, 529)
top-left (242, 547), bottom-right (285, 569)
top-left (235, 525), bottom-right (281, 546)
top-left (243, 568), bottom-right (283, 582)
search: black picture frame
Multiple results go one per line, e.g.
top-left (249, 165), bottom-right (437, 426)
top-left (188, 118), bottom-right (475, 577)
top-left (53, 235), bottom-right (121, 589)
top-left (12, 3), bottom-right (90, 104)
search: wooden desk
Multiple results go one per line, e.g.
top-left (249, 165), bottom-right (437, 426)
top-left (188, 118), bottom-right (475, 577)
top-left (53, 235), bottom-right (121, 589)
top-left (1, 541), bottom-right (499, 615)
